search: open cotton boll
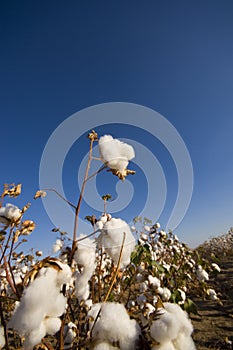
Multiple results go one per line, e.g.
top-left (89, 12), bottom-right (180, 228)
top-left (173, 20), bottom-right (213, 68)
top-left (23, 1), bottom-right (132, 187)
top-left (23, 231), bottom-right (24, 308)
top-left (97, 218), bottom-right (135, 268)
top-left (98, 135), bottom-right (135, 174)
top-left (0, 203), bottom-right (21, 224)
top-left (196, 265), bottom-right (209, 282)
top-left (88, 302), bottom-right (141, 350)
top-left (74, 234), bottom-right (96, 267)
top-left (10, 263), bottom-right (71, 347)
top-left (150, 309), bottom-right (179, 343)
top-left (162, 303), bottom-right (194, 338)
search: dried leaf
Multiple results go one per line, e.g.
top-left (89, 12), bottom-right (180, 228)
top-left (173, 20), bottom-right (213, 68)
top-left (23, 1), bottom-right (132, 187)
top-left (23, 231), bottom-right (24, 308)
top-left (3, 183), bottom-right (22, 198)
top-left (34, 190), bottom-right (47, 199)
top-left (21, 220), bottom-right (36, 235)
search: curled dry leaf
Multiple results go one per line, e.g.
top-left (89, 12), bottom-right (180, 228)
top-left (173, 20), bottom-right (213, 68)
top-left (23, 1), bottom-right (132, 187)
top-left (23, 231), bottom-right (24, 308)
top-left (21, 220), bottom-right (36, 235)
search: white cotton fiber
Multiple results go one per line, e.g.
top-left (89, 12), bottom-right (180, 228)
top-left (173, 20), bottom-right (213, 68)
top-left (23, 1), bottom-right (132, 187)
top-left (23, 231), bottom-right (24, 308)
top-left (88, 302), bottom-right (140, 350)
top-left (97, 218), bottom-right (135, 268)
top-left (98, 135), bottom-right (135, 173)
top-left (152, 341), bottom-right (175, 350)
top-left (23, 322), bottom-right (46, 350)
top-left (9, 261), bottom-right (71, 348)
top-left (74, 235), bottom-right (96, 301)
top-left (163, 303), bottom-right (193, 337)
top-left (150, 303), bottom-right (196, 350)
top-left (0, 203), bottom-right (21, 224)
top-left (44, 317), bottom-right (61, 335)
top-left (173, 331), bottom-right (196, 350)
top-left (150, 309), bottom-right (179, 343)
top-left (91, 341), bottom-right (118, 350)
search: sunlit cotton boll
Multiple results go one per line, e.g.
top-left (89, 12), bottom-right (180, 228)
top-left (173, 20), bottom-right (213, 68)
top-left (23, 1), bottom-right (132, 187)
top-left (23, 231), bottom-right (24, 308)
top-left (0, 203), bottom-right (21, 224)
top-left (97, 218), bottom-right (135, 269)
top-left (88, 302), bottom-right (141, 350)
top-left (98, 135), bottom-right (135, 174)
top-left (53, 239), bottom-right (63, 253)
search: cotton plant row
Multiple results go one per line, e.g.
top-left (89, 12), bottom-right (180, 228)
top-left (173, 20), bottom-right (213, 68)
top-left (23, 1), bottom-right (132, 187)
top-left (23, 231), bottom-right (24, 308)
top-left (0, 131), bottom-right (220, 349)
top-left (197, 227), bottom-right (233, 259)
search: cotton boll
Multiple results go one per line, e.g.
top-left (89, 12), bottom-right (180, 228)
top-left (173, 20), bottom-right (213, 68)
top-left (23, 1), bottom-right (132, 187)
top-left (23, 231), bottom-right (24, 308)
top-left (10, 264), bottom-right (70, 343)
top-left (148, 275), bottom-right (161, 289)
top-left (44, 317), bottom-right (61, 335)
top-left (150, 309), bottom-right (179, 343)
top-left (97, 218), bottom-right (135, 268)
top-left (158, 287), bottom-right (171, 301)
top-left (74, 235), bottom-right (96, 267)
top-left (88, 302), bottom-right (140, 350)
top-left (0, 203), bottom-right (21, 223)
top-left (196, 265), bottom-right (209, 282)
top-left (53, 239), bottom-right (63, 253)
top-left (98, 135), bottom-right (135, 174)
top-left (164, 303), bottom-right (194, 337)
top-left (64, 322), bottom-right (77, 346)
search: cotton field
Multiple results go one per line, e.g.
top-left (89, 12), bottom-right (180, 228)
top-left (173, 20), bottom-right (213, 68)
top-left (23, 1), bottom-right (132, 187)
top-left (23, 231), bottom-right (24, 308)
top-left (0, 131), bottom-right (226, 350)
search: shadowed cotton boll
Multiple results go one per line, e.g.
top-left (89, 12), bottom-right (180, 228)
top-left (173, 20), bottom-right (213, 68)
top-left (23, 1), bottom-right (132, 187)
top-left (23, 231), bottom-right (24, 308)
top-left (0, 203), bottom-right (21, 224)
top-left (88, 302), bottom-right (141, 350)
top-left (9, 262), bottom-right (71, 349)
top-left (97, 218), bottom-right (135, 268)
top-left (98, 135), bottom-right (135, 173)
top-left (74, 234), bottom-right (96, 301)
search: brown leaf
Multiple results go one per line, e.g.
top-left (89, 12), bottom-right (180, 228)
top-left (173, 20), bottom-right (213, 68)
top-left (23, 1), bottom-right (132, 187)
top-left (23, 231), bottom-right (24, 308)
top-left (34, 190), bottom-right (47, 199)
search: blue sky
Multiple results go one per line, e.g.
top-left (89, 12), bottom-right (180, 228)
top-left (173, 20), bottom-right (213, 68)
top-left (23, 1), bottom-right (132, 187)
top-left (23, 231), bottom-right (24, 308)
top-left (1, 1), bottom-right (233, 254)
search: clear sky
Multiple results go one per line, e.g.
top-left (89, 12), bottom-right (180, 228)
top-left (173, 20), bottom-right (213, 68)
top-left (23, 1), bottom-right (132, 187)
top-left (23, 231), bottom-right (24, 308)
top-left (1, 1), bottom-right (233, 254)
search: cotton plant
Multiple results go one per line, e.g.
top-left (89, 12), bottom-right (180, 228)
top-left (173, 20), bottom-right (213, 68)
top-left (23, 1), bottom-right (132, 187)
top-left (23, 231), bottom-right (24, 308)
top-left (0, 134), bottom-right (204, 349)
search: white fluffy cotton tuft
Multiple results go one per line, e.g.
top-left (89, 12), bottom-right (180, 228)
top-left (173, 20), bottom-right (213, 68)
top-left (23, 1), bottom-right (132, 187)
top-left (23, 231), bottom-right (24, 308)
top-left (88, 302), bottom-right (140, 350)
top-left (150, 303), bottom-right (196, 350)
top-left (97, 218), bottom-right (135, 268)
top-left (98, 135), bottom-right (135, 174)
top-left (0, 203), bottom-right (21, 224)
top-left (9, 261), bottom-right (72, 349)
top-left (74, 234), bottom-right (96, 301)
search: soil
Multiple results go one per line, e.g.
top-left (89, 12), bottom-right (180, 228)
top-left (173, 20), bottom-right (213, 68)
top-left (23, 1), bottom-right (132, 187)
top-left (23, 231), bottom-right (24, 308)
top-left (191, 256), bottom-right (233, 350)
